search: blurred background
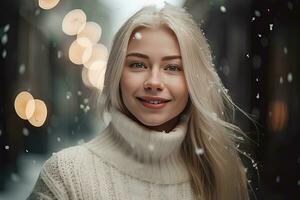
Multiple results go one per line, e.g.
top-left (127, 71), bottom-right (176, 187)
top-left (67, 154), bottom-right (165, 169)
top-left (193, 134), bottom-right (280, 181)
top-left (0, 0), bottom-right (299, 199)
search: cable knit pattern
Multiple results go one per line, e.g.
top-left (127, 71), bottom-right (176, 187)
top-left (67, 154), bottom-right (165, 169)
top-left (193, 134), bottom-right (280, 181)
top-left (27, 107), bottom-right (195, 200)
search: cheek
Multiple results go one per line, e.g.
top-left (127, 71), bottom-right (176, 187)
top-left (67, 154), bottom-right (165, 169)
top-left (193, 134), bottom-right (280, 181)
top-left (120, 71), bottom-right (139, 98)
top-left (172, 77), bottom-right (189, 99)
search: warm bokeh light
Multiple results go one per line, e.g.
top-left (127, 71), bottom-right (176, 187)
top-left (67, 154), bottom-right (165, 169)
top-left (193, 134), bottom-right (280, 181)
top-left (25, 99), bottom-right (36, 120)
top-left (83, 43), bottom-right (108, 70)
top-left (87, 66), bottom-right (106, 90)
top-left (81, 68), bottom-right (94, 88)
top-left (81, 66), bottom-right (106, 90)
top-left (62, 9), bottom-right (87, 36)
top-left (77, 22), bottom-right (102, 45)
top-left (28, 99), bottom-right (48, 127)
top-left (38, 0), bottom-right (60, 10)
top-left (14, 91), bottom-right (34, 120)
top-left (69, 40), bottom-right (93, 65)
top-left (268, 100), bottom-right (288, 132)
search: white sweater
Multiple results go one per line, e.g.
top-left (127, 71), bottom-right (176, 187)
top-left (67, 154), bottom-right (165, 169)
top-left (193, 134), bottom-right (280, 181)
top-left (27, 107), bottom-right (196, 200)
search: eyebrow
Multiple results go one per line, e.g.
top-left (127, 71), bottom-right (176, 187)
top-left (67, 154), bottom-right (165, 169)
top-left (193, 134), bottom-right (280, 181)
top-left (126, 52), bottom-right (182, 61)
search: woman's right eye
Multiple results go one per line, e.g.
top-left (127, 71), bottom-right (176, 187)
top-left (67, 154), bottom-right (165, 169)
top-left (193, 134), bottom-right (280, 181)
top-left (129, 62), bottom-right (146, 69)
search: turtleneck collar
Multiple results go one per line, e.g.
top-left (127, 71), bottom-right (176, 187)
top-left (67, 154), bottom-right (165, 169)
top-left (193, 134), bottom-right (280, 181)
top-left (110, 107), bottom-right (189, 162)
top-left (84, 107), bottom-right (192, 184)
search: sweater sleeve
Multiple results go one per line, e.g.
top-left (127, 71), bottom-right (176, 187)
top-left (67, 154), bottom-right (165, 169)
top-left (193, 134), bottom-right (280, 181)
top-left (27, 153), bottom-right (69, 200)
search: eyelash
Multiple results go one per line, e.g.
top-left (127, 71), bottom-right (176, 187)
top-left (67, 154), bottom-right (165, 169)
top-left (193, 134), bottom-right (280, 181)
top-left (129, 62), bottom-right (182, 71)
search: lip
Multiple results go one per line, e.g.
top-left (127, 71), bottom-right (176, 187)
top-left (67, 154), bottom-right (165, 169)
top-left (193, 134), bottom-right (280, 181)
top-left (136, 97), bottom-right (171, 109)
top-left (137, 96), bottom-right (171, 102)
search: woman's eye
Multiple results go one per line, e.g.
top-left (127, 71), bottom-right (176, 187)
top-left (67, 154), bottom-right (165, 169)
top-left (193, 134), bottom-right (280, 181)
top-left (165, 64), bottom-right (181, 71)
top-left (129, 62), bottom-right (146, 69)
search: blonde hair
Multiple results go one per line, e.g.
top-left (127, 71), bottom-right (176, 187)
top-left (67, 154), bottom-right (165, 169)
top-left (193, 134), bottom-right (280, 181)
top-left (98, 3), bottom-right (250, 200)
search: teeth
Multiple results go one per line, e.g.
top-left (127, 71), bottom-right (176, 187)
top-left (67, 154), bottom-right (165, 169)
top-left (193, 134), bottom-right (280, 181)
top-left (147, 100), bottom-right (162, 104)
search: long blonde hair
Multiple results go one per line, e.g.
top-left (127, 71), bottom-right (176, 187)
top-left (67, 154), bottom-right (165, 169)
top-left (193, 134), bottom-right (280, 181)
top-left (98, 3), bottom-right (250, 200)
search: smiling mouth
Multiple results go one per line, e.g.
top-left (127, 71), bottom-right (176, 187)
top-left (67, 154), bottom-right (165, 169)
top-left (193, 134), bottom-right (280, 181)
top-left (136, 97), bottom-right (171, 104)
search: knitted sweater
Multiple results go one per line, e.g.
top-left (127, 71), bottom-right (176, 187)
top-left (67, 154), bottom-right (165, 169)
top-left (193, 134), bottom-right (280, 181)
top-left (27, 107), bottom-right (196, 200)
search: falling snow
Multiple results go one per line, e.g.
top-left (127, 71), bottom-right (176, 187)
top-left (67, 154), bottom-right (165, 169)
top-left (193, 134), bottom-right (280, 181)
top-left (11, 173), bottom-right (20, 182)
top-left (269, 24), bottom-right (274, 31)
top-left (256, 93), bottom-right (260, 99)
top-left (2, 49), bottom-right (7, 58)
top-left (57, 137), bottom-right (61, 142)
top-left (254, 10), bottom-right (261, 17)
top-left (35, 9), bottom-right (40, 16)
top-left (283, 47), bottom-right (288, 54)
top-left (279, 76), bottom-right (284, 84)
top-left (57, 50), bottom-right (63, 59)
top-left (195, 147), bottom-right (204, 155)
top-left (287, 73), bottom-right (293, 82)
top-left (66, 91), bottom-right (72, 100)
top-left (25, 149), bottom-right (29, 153)
top-left (83, 98), bottom-right (89, 104)
top-left (77, 139), bottom-right (85, 145)
top-left (0, 129), bottom-right (2, 136)
top-left (246, 53), bottom-right (250, 58)
top-left (256, 77), bottom-right (259, 82)
top-left (19, 64), bottom-right (26, 74)
top-left (22, 127), bottom-right (29, 136)
top-left (4, 24), bottom-right (10, 32)
top-left (5, 145), bottom-right (9, 150)
top-left (77, 90), bottom-right (82, 96)
top-left (220, 6), bottom-right (226, 13)
top-left (276, 176), bottom-right (280, 183)
top-left (258, 34), bottom-right (262, 38)
top-left (1, 34), bottom-right (8, 45)
top-left (84, 105), bottom-right (90, 113)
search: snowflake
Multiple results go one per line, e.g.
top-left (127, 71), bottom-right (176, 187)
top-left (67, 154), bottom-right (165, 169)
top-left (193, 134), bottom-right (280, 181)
top-left (220, 6), bottom-right (226, 13)
top-left (195, 147), bottom-right (204, 155)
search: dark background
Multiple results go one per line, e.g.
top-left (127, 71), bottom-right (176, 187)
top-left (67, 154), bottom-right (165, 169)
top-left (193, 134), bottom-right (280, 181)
top-left (0, 0), bottom-right (299, 199)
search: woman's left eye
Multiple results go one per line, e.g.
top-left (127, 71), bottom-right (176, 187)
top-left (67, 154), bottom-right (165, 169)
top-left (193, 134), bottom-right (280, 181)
top-left (165, 64), bottom-right (181, 71)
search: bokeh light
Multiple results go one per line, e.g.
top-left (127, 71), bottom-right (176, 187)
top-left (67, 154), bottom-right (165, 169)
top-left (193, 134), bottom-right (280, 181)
top-left (62, 9), bottom-right (87, 36)
top-left (38, 0), bottom-right (60, 10)
top-left (68, 40), bottom-right (93, 65)
top-left (77, 22), bottom-right (102, 45)
top-left (81, 68), bottom-right (94, 88)
top-left (87, 65), bottom-right (106, 90)
top-left (83, 43), bottom-right (108, 70)
top-left (25, 99), bottom-right (36, 120)
top-left (28, 99), bottom-right (48, 127)
top-left (14, 91), bottom-right (34, 120)
top-left (268, 100), bottom-right (288, 132)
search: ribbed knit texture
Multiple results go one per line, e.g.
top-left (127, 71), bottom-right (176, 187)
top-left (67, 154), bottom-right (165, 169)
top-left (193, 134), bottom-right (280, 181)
top-left (27, 107), bottom-right (196, 200)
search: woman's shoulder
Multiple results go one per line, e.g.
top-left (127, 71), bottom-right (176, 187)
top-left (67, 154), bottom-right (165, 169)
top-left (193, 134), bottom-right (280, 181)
top-left (46, 145), bottom-right (92, 167)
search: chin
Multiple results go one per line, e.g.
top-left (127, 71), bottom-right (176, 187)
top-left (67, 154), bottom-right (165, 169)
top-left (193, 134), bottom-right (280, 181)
top-left (137, 117), bottom-right (166, 127)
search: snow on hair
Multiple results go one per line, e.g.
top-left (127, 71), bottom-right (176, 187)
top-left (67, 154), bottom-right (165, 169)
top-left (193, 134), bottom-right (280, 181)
top-left (98, 3), bottom-right (251, 200)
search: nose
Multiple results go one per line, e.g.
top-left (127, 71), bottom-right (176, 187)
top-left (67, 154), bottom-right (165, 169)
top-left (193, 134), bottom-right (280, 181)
top-left (143, 69), bottom-right (164, 91)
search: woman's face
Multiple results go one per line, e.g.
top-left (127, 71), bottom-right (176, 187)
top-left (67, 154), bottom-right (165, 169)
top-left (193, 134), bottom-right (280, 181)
top-left (120, 26), bottom-right (189, 132)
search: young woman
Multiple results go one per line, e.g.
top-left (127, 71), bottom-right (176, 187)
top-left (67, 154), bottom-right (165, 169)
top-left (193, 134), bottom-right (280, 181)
top-left (28, 3), bottom-right (250, 200)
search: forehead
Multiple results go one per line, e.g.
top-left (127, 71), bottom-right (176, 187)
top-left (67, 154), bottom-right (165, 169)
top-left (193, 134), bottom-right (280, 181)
top-left (127, 26), bottom-right (181, 55)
